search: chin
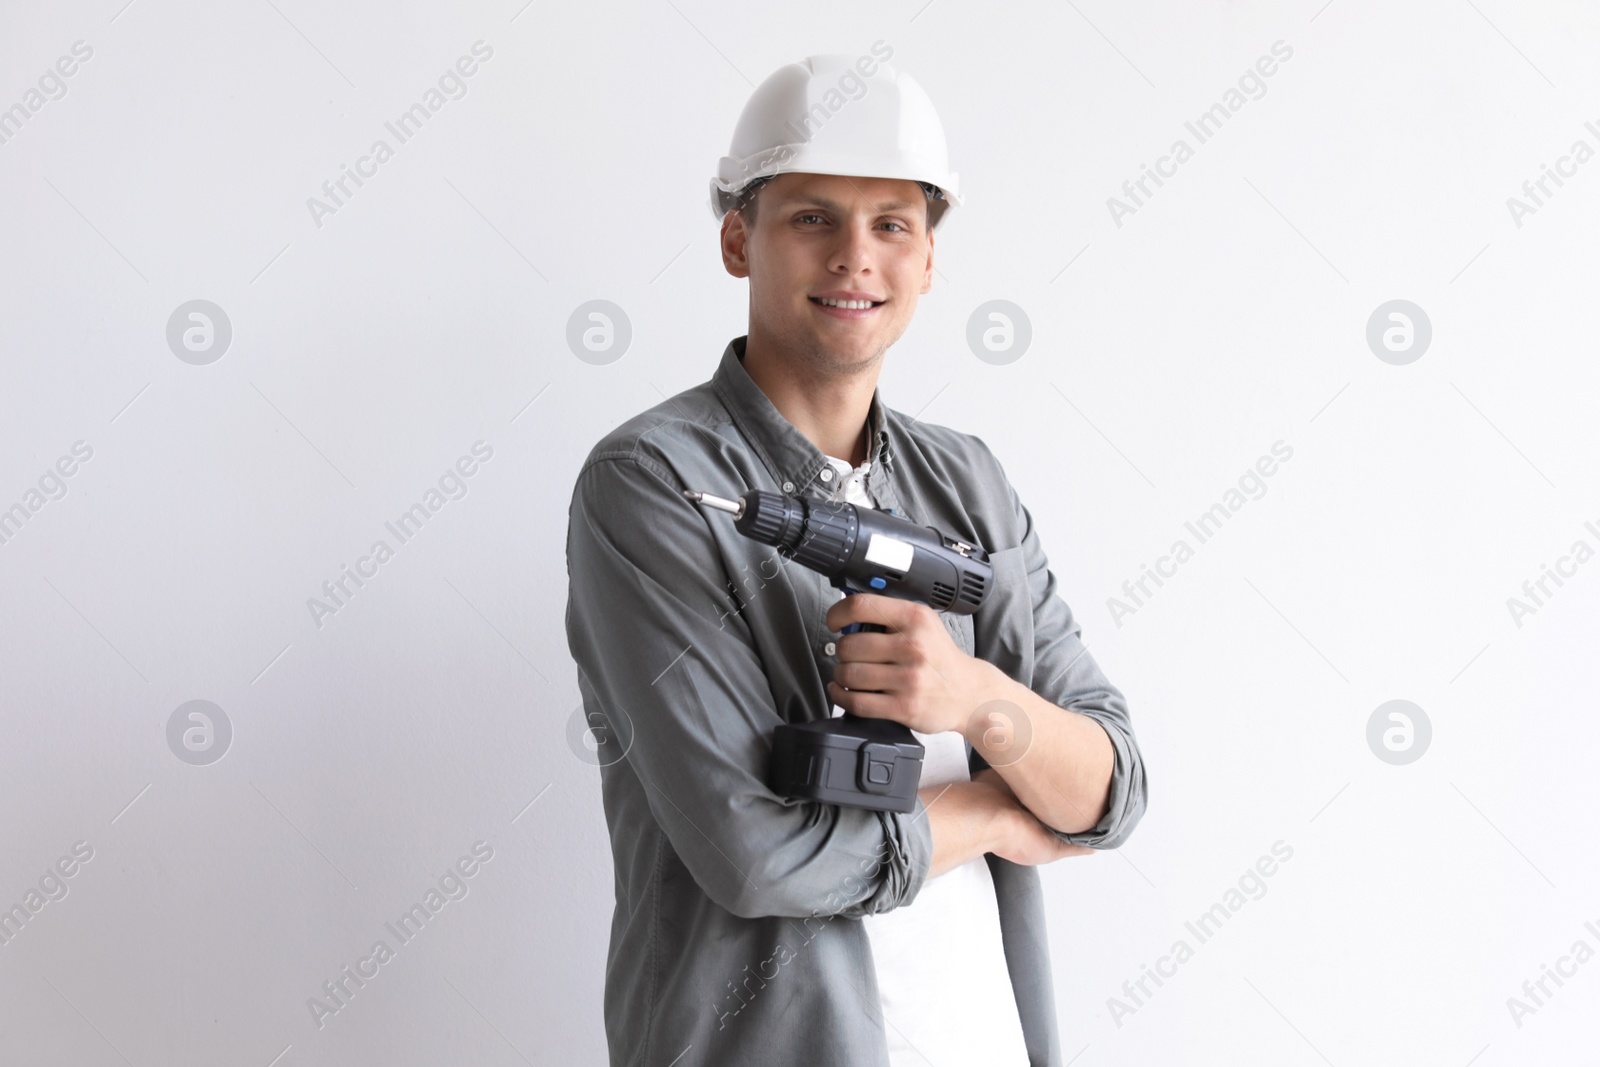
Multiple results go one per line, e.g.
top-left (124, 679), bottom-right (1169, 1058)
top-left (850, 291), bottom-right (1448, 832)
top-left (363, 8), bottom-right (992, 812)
top-left (837, 341), bottom-right (887, 367)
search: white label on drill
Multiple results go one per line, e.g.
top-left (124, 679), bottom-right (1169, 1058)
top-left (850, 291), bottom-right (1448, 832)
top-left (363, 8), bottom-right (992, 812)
top-left (864, 533), bottom-right (914, 574)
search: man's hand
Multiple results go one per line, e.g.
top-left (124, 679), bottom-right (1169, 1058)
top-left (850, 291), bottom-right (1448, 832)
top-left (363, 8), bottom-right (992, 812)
top-left (973, 768), bottom-right (1094, 867)
top-left (824, 592), bottom-right (1001, 736)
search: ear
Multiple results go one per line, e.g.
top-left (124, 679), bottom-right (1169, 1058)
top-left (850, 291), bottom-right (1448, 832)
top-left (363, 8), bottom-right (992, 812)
top-left (721, 211), bottom-right (752, 279)
top-left (920, 225), bottom-right (935, 295)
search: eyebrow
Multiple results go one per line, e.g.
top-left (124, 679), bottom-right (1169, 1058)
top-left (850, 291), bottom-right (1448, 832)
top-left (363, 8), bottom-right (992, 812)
top-left (779, 193), bottom-right (920, 214)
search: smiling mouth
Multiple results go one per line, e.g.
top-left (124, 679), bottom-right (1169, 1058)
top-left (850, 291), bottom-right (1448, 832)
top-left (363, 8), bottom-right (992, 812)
top-left (809, 297), bottom-right (886, 310)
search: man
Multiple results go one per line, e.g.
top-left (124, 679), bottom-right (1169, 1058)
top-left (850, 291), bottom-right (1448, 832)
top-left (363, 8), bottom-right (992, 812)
top-left (565, 54), bottom-right (1147, 1067)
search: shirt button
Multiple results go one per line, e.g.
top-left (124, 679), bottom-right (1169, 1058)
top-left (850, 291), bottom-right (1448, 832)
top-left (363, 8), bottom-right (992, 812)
top-left (823, 641), bottom-right (837, 656)
top-left (819, 468), bottom-right (834, 482)
top-left (782, 480), bottom-right (795, 493)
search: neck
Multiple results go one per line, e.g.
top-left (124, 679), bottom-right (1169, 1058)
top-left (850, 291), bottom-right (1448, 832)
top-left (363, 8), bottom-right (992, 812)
top-left (740, 328), bottom-right (876, 467)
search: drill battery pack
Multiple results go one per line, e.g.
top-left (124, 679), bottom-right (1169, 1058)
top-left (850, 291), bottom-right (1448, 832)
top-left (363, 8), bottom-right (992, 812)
top-left (768, 715), bottom-right (926, 814)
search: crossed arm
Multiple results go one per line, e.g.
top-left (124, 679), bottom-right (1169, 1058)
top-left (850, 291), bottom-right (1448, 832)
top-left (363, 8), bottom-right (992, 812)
top-left (964, 665), bottom-right (1116, 835)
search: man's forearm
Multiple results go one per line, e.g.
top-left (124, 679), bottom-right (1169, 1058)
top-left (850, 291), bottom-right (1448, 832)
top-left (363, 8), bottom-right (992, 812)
top-left (918, 780), bottom-right (1011, 880)
top-left (964, 665), bottom-right (1116, 836)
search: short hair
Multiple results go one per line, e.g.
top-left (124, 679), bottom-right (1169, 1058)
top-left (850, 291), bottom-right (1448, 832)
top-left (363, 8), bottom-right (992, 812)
top-left (734, 177), bottom-right (946, 231)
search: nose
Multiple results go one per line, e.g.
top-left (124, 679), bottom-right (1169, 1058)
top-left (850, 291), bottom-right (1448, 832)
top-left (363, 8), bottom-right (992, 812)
top-left (828, 217), bottom-right (875, 277)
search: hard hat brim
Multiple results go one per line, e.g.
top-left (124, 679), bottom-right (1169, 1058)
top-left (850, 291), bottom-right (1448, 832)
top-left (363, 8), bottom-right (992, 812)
top-left (709, 152), bottom-right (962, 225)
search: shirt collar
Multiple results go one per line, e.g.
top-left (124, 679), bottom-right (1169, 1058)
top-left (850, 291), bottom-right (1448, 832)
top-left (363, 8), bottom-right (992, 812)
top-left (712, 335), bottom-right (897, 505)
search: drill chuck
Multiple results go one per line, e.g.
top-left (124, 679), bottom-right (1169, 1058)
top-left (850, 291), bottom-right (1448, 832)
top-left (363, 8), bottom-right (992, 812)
top-left (686, 487), bottom-right (991, 615)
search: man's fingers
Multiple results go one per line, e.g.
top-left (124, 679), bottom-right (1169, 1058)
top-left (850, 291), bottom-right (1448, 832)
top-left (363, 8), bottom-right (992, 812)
top-left (838, 661), bottom-right (915, 696)
top-left (833, 631), bottom-right (903, 662)
top-left (828, 682), bottom-right (893, 718)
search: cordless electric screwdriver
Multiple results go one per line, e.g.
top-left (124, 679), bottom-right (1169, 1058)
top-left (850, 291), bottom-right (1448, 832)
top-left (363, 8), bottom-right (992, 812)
top-left (684, 486), bottom-right (994, 814)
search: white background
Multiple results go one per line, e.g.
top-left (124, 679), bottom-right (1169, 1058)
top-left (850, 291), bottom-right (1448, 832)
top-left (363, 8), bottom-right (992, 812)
top-left (2, 0), bottom-right (1598, 1064)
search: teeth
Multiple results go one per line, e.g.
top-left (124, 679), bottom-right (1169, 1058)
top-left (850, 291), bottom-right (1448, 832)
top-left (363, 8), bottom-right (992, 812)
top-left (816, 297), bottom-right (876, 309)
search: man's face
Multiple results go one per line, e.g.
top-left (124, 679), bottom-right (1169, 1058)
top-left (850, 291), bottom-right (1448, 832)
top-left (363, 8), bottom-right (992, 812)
top-left (720, 172), bottom-right (935, 374)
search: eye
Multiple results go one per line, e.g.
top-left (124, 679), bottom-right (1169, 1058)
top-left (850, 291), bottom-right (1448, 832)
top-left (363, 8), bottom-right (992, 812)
top-left (797, 213), bottom-right (826, 225)
top-left (881, 221), bottom-right (906, 233)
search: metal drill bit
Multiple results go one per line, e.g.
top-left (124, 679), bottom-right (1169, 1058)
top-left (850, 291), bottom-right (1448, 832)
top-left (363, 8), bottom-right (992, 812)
top-left (683, 489), bottom-right (744, 518)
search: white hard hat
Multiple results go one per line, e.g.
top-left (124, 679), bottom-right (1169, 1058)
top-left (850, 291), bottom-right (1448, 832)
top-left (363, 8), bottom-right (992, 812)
top-left (709, 53), bottom-right (963, 230)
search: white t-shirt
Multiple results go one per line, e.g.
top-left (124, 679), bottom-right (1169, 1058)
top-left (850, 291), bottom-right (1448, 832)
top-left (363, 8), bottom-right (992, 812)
top-left (822, 452), bottom-right (1031, 1067)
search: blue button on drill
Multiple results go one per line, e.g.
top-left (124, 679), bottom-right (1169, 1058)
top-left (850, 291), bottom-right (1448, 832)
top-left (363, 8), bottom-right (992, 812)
top-left (869, 576), bottom-right (886, 589)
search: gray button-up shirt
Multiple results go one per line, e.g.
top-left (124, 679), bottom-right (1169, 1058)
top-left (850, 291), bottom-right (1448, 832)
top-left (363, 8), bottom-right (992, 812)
top-left (564, 335), bottom-right (1148, 1067)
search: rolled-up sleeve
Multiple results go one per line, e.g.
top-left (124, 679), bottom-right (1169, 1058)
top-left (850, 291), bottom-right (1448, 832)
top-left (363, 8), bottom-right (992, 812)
top-left (983, 446), bottom-right (1149, 851)
top-left (565, 450), bottom-right (934, 919)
